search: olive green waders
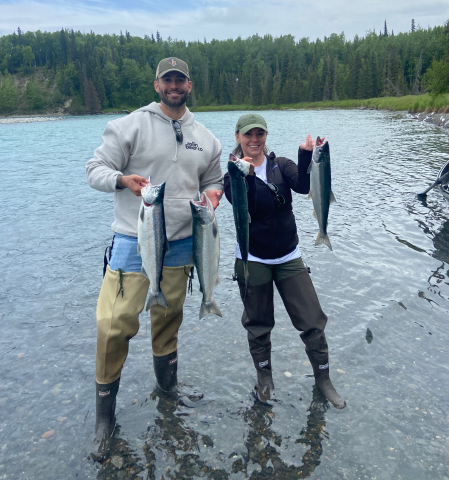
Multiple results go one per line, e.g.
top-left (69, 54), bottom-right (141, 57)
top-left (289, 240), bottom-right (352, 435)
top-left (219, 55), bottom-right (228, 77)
top-left (236, 257), bottom-right (345, 409)
top-left (92, 265), bottom-right (189, 457)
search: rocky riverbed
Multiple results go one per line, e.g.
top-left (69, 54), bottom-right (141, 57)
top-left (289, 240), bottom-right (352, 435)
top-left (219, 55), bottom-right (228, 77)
top-left (409, 111), bottom-right (449, 129)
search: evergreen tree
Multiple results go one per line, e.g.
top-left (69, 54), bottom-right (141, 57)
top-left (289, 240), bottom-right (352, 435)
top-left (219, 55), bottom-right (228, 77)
top-left (83, 77), bottom-right (101, 113)
top-left (331, 57), bottom-right (339, 101)
top-left (262, 65), bottom-right (273, 105)
top-left (384, 20), bottom-right (388, 37)
top-left (271, 61), bottom-right (281, 104)
top-left (0, 73), bottom-right (19, 113)
top-left (250, 63), bottom-right (262, 105)
top-left (357, 58), bottom-right (373, 99)
top-left (25, 79), bottom-right (46, 110)
top-left (348, 51), bottom-right (362, 98)
top-left (411, 19), bottom-right (416, 32)
top-left (411, 49), bottom-right (423, 94)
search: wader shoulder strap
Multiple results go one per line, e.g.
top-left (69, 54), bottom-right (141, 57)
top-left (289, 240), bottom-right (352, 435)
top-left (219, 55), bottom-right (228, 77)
top-left (103, 236), bottom-right (115, 277)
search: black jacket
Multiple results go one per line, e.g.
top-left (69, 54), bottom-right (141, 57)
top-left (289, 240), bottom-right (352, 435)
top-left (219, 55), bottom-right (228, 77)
top-left (224, 148), bottom-right (312, 260)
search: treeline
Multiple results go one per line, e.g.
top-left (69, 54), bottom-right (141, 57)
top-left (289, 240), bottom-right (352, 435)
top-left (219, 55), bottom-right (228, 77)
top-left (0, 20), bottom-right (448, 114)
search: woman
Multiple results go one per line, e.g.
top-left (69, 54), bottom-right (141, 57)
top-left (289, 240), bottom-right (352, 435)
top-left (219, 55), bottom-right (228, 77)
top-left (224, 113), bottom-right (345, 409)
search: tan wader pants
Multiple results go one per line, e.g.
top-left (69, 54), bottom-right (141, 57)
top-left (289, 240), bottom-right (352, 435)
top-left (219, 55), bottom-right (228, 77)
top-left (96, 265), bottom-right (189, 384)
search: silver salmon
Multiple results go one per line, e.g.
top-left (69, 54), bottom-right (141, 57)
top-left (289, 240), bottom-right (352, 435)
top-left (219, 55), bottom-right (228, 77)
top-left (228, 154), bottom-right (251, 283)
top-left (190, 193), bottom-right (222, 319)
top-left (137, 179), bottom-right (169, 310)
top-left (307, 139), bottom-right (336, 250)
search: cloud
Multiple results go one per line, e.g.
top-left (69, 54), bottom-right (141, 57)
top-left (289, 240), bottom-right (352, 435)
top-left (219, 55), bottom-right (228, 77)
top-left (0, 0), bottom-right (447, 42)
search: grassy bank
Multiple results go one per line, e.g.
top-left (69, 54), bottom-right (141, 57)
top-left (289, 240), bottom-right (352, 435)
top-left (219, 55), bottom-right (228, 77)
top-left (189, 94), bottom-right (449, 114)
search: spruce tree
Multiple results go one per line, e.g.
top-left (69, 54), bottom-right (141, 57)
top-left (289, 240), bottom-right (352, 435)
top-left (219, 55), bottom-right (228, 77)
top-left (348, 51), bottom-right (362, 98)
top-left (250, 63), bottom-right (262, 105)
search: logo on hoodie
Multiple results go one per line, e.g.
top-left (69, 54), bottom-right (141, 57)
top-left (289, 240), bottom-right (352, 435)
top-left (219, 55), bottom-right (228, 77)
top-left (186, 142), bottom-right (203, 152)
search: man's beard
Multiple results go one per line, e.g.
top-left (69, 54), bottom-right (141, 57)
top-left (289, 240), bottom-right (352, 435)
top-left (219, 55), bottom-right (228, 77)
top-left (159, 89), bottom-right (189, 108)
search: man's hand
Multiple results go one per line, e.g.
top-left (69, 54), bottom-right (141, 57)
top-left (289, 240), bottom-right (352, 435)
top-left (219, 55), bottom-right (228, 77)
top-left (205, 189), bottom-right (223, 210)
top-left (300, 134), bottom-right (325, 151)
top-left (120, 175), bottom-right (149, 197)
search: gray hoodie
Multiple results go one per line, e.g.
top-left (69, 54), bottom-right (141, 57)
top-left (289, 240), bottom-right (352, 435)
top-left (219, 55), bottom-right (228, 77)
top-left (86, 102), bottom-right (223, 241)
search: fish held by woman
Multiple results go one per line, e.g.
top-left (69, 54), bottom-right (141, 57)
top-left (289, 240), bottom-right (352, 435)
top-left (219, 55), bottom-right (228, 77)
top-left (228, 154), bottom-right (252, 283)
top-left (137, 178), bottom-right (169, 309)
top-left (190, 193), bottom-right (222, 319)
top-left (307, 139), bottom-right (336, 250)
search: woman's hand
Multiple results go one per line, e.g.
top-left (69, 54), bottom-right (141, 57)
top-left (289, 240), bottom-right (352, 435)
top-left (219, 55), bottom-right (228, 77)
top-left (300, 135), bottom-right (325, 151)
top-left (241, 157), bottom-right (255, 175)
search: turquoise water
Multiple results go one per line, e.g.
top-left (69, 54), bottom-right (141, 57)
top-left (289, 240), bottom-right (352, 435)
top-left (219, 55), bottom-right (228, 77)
top-left (1, 110), bottom-right (448, 480)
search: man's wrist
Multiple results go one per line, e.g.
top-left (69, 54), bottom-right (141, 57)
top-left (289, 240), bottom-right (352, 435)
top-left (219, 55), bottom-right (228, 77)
top-left (116, 174), bottom-right (124, 189)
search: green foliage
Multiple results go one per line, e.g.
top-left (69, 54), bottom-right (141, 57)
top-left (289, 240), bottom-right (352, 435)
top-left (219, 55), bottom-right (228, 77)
top-left (25, 79), bottom-right (46, 110)
top-left (0, 22), bottom-right (448, 114)
top-left (0, 72), bottom-right (19, 113)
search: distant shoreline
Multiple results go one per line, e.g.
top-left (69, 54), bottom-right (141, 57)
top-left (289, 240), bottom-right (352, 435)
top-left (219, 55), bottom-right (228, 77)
top-left (2, 100), bottom-right (449, 131)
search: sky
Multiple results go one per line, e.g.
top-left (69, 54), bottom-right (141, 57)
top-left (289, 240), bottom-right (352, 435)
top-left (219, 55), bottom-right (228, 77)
top-left (1, 0), bottom-right (448, 42)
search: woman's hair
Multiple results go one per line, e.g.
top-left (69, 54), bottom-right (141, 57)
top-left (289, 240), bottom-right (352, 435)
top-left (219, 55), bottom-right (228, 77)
top-left (232, 131), bottom-right (269, 158)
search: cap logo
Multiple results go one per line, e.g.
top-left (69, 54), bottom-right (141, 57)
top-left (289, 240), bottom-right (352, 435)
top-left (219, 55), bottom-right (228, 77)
top-left (169, 58), bottom-right (177, 67)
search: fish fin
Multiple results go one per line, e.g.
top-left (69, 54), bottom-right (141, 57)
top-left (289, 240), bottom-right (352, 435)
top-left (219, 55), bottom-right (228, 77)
top-left (189, 251), bottom-right (195, 268)
top-left (199, 283), bottom-right (203, 293)
top-left (248, 213), bottom-right (251, 224)
top-left (307, 162), bottom-right (313, 174)
top-left (215, 274), bottom-right (220, 287)
top-left (140, 266), bottom-right (149, 279)
top-left (137, 242), bottom-right (141, 254)
top-left (330, 190), bottom-right (336, 204)
top-left (315, 231), bottom-right (333, 251)
top-left (145, 291), bottom-right (169, 311)
top-left (307, 189), bottom-right (313, 200)
top-left (313, 209), bottom-right (318, 220)
top-left (165, 237), bottom-right (170, 253)
top-left (199, 298), bottom-right (222, 319)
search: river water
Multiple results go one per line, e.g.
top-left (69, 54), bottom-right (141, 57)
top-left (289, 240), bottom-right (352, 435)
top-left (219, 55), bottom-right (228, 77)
top-left (1, 110), bottom-right (448, 480)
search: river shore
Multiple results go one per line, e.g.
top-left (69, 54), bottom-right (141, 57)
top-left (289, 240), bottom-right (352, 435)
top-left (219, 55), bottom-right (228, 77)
top-left (408, 111), bottom-right (449, 129)
top-left (3, 108), bottom-right (449, 132)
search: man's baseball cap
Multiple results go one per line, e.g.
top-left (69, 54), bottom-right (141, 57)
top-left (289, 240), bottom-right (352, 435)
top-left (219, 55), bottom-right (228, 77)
top-left (235, 113), bottom-right (268, 134)
top-left (156, 57), bottom-right (190, 80)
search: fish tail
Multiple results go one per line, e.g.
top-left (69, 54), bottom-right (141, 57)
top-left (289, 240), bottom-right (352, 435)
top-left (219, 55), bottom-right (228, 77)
top-left (315, 231), bottom-right (333, 251)
top-left (199, 298), bottom-right (222, 319)
top-left (145, 291), bottom-right (169, 311)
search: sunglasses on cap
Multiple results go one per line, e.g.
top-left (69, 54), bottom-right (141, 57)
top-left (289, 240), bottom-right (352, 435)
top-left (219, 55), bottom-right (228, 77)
top-left (171, 120), bottom-right (183, 144)
top-left (268, 183), bottom-right (285, 206)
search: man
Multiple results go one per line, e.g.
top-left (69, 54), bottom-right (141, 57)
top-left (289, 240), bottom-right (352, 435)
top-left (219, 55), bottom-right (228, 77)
top-left (86, 57), bottom-right (223, 458)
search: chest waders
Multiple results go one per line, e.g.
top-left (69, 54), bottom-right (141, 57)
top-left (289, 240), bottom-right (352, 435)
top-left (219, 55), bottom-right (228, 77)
top-left (236, 259), bottom-right (345, 409)
top-left (92, 264), bottom-right (189, 458)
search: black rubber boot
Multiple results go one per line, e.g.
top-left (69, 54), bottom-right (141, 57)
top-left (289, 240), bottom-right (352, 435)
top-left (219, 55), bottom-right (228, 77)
top-left (153, 350), bottom-right (178, 393)
top-left (91, 377), bottom-right (120, 459)
top-left (301, 330), bottom-right (346, 409)
top-left (255, 363), bottom-right (275, 403)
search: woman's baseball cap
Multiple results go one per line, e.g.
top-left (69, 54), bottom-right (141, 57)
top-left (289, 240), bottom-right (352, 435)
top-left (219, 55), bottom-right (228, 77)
top-left (235, 113), bottom-right (268, 134)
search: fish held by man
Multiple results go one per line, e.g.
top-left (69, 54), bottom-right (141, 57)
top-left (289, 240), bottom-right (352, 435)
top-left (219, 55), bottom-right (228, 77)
top-left (228, 154), bottom-right (251, 283)
top-left (190, 193), bottom-right (222, 319)
top-left (137, 178), bottom-right (169, 310)
top-left (307, 139), bottom-right (336, 250)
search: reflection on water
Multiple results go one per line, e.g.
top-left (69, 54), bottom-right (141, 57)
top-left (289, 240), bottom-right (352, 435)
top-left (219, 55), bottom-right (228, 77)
top-left (432, 219), bottom-right (449, 263)
top-left (1, 111), bottom-right (449, 480)
top-left (96, 388), bottom-right (330, 480)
